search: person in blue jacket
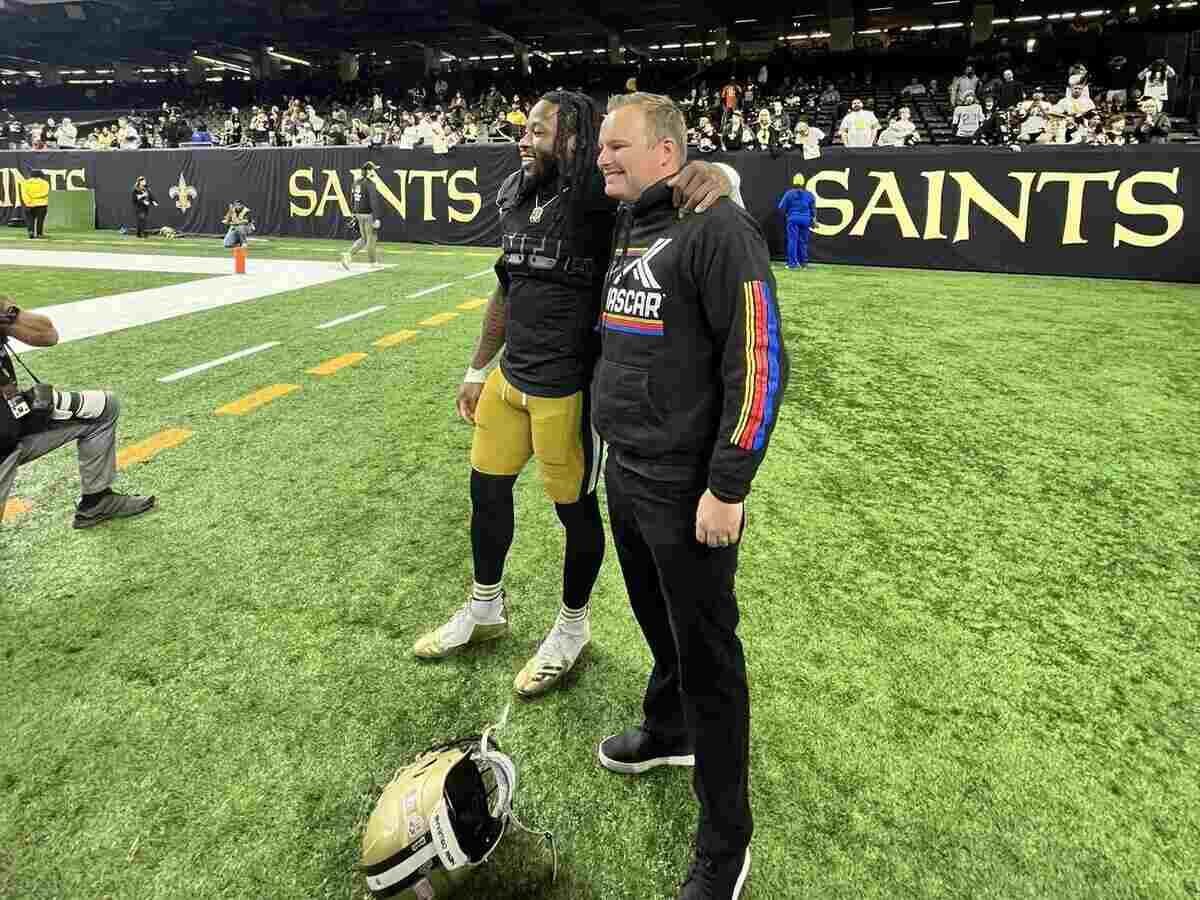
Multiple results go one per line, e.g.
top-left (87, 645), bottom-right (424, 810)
top-left (778, 173), bottom-right (816, 269)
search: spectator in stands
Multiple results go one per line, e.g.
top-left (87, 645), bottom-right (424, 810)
top-left (1018, 88), bottom-right (1052, 143)
top-left (980, 70), bottom-right (1005, 102)
top-left (2, 111), bottom-right (21, 150)
top-left (1049, 82), bottom-right (1096, 143)
top-left (949, 66), bottom-right (978, 110)
top-left (876, 107), bottom-right (919, 147)
top-left (117, 116), bottom-right (140, 149)
top-left (1136, 97), bottom-right (1172, 143)
top-left (975, 97), bottom-right (1016, 147)
top-left (771, 100), bottom-right (790, 133)
top-left (506, 98), bottom-right (527, 132)
top-left (996, 70), bottom-right (1024, 110)
top-left (190, 121), bottom-right (212, 144)
top-left (1067, 64), bottom-right (1091, 99)
top-left (1105, 113), bottom-right (1133, 145)
top-left (55, 117), bottom-right (77, 149)
top-left (819, 84), bottom-right (841, 108)
top-left (750, 108), bottom-right (783, 153)
top-left (839, 99), bottom-right (880, 148)
top-left (1138, 59), bottom-right (1175, 107)
top-left (721, 111), bottom-right (749, 151)
top-left (951, 92), bottom-right (984, 144)
top-left (900, 77), bottom-right (926, 97)
top-left (793, 119), bottom-right (825, 159)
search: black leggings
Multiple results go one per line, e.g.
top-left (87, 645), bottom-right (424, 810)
top-left (470, 469), bottom-right (605, 609)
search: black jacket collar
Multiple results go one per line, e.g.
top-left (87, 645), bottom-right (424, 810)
top-left (628, 174), bottom-right (680, 219)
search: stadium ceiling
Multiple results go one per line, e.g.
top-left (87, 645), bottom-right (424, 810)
top-left (0, 0), bottom-right (1146, 68)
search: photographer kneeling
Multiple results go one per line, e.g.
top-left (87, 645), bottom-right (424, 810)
top-left (1, 299), bottom-right (155, 528)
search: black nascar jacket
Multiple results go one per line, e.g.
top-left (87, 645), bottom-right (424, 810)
top-left (592, 179), bottom-right (788, 503)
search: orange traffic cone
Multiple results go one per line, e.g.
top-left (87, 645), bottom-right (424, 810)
top-left (233, 246), bottom-right (247, 274)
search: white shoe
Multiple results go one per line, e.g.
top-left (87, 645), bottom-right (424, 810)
top-left (513, 613), bottom-right (590, 697)
top-left (339, 252), bottom-right (351, 271)
top-left (412, 597), bottom-right (509, 659)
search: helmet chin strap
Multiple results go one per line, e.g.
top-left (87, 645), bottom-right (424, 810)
top-left (478, 705), bottom-right (559, 883)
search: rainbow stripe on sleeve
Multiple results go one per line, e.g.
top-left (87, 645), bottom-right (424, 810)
top-left (731, 280), bottom-right (783, 452)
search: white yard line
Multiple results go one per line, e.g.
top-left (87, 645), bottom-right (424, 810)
top-left (407, 282), bottom-right (454, 299)
top-left (1, 248), bottom-right (384, 352)
top-left (158, 342), bottom-right (282, 383)
top-left (463, 269), bottom-right (495, 280)
top-left (316, 305), bottom-right (388, 329)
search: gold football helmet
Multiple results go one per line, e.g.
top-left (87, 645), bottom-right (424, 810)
top-left (362, 726), bottom-right (553, 898)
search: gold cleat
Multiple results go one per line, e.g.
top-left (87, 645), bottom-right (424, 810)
top-left (513, 618), bottom-right (589, 697)
top-left (412, 598), bottom-right (510, 660)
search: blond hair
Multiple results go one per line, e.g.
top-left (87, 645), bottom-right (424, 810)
top-left (606, 92), bottom-right (688, 162)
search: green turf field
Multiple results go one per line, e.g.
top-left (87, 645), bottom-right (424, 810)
top-left (1, 238), bottom-right (1197, 900)
top-left (0, 266), bottom-right (212, 308)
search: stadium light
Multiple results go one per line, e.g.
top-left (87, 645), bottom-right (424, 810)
top-left (1013, 14), bottom-right (1043, 21)
top-left (194, 53), bottom-right (250, 74)
top-left (268, 49), bottom-right (311, 66)
top-left (993, 17), bottom-right (1012, 23)
top-left (937, 21), bottom-right (964, 27)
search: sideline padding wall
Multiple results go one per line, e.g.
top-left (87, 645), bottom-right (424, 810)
top-left (1, 145), bottom-right (1196, 282)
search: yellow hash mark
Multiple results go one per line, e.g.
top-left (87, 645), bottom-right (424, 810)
top-left (215, 384), bottom-right (301, 416)
top-left (2, 498), bottom-right (32, 523)
top-left (457, 298), bottom-right (489, 311)
top-left (117, 428), bottom-right (194, 470)
top-left (374, 330), bottom-right (420, 348)
top-left (307, 352), bottom-right (368, 376)
top-left (419, 312), bottom-right (459, 327)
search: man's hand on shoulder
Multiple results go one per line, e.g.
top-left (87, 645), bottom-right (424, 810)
top-left (668, 161), bottom-right (732, 214)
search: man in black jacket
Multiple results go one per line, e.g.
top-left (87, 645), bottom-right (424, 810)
top-left (341, 161), bottom-right (384, 269)
top-left (593, 93), bottom-right (787, 900)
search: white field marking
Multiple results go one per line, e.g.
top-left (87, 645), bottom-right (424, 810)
top-left (463, 269), bottom-right (495, 280)
top-left (158, 342), bottom-right (281, 383)
top-left (316, 305), bottom-right (388, 329)
top-left (407, 282), bottom-right (454, 299)
top-left (0, 248), bottom-right (384, 352)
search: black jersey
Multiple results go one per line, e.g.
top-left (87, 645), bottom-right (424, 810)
top-left (494, 170), bottom-right (616, 398)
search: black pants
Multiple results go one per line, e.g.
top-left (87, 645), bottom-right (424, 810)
top-left (135, 209), bottom-right (149, 237)
top-left (24, 206), bottom-right (46, 237)
top-left (605, 453), bottom-right (752, 857)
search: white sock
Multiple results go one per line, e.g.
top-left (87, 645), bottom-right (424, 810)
top-left (558, 602), bottom-right (589, 635)
top-left (471, 581), bottom-right (504, 622)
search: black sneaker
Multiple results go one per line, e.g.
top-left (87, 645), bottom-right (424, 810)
top-left (597, 725), bottom-right (694, 775)
top-left (678, 846), bottom-right (751, 900)
top-left (73, 491), bottom-right (156, 529)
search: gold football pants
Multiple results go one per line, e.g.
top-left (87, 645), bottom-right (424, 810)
top-left (470, 368), bottom-right (602, 504)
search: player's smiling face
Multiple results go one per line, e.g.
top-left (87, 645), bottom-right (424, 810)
top-left (519, 100), bottom-right (559, 184)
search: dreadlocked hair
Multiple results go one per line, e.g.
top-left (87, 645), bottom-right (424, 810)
top-left (534, 90), bottom-right (601, 239)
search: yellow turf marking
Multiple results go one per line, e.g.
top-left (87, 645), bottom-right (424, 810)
top-left (457, 298), bottom-right (489, 310)
top-left (2, 498), bottom-right (32, 522)
top-left (374, 330), bottom-right (420, 348)
top-left (215, 384), bottom-right (300, 416)
top-left (116, 428), bottom-right (194, 470)
top-left (419, 312), bottom-right (459, 327)
top-left (307, 352), bottom-right (368, 376)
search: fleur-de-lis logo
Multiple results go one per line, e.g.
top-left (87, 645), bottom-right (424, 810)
top-left (169, 173), bottom-right (198, 212)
